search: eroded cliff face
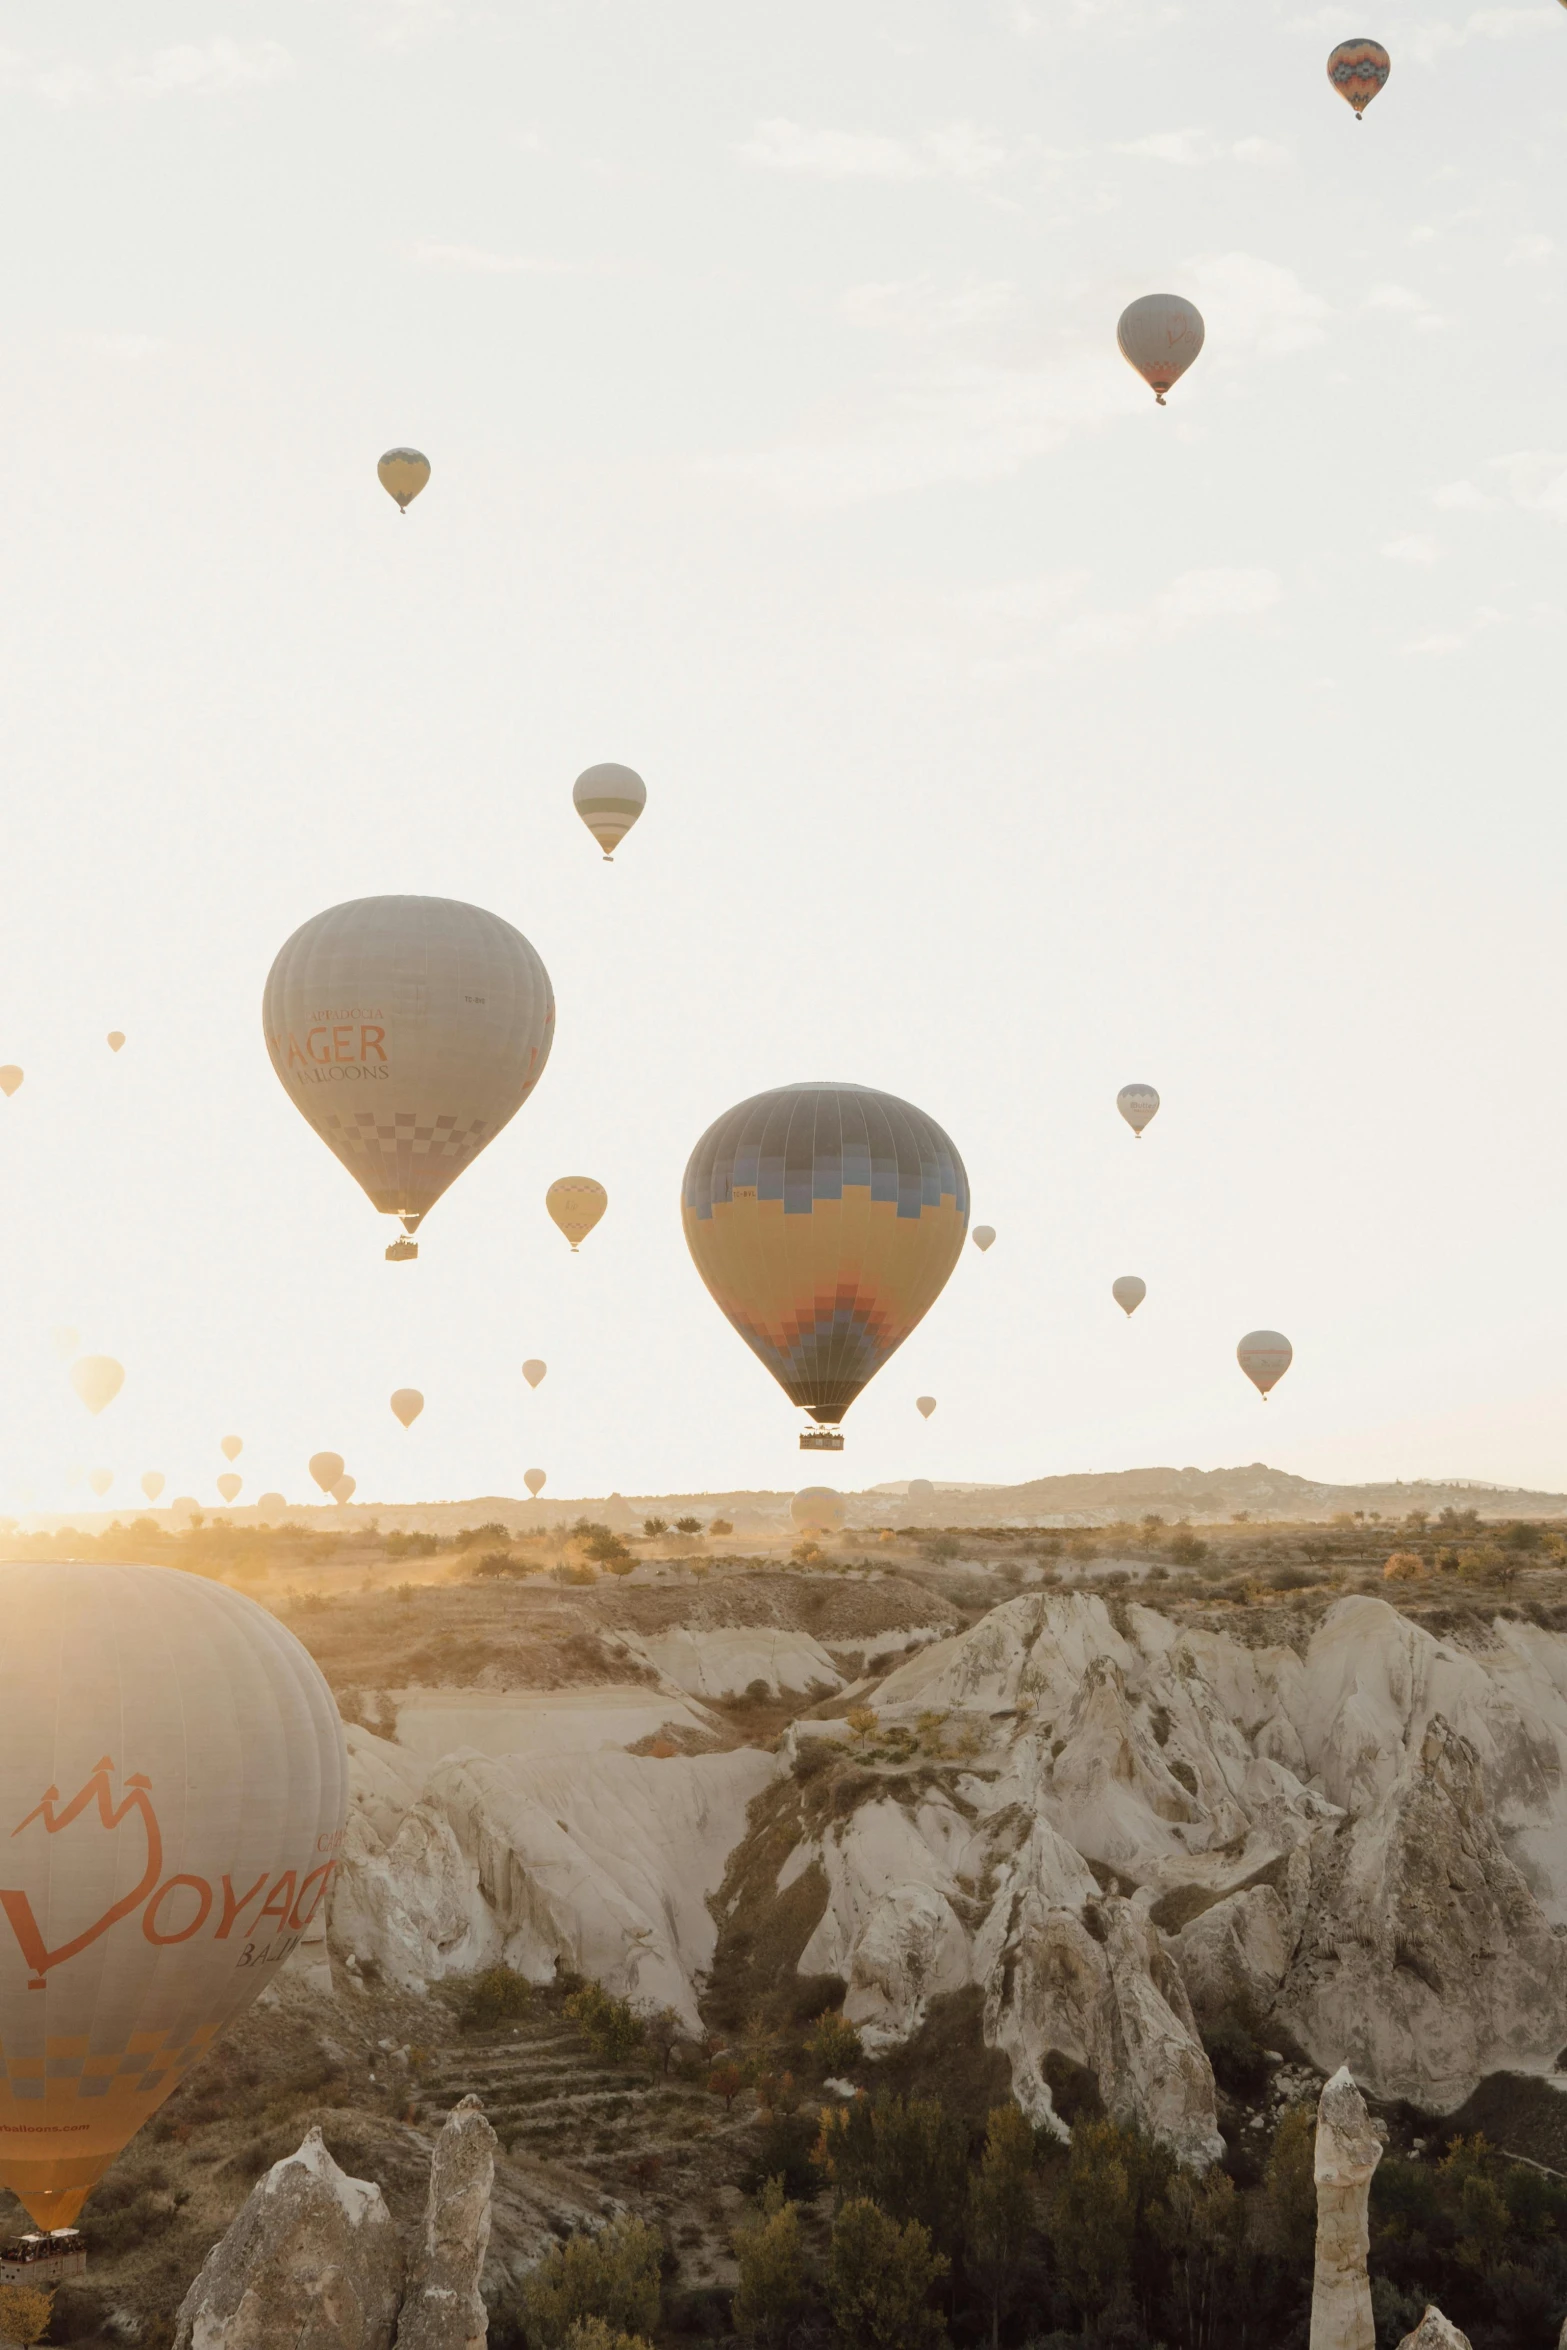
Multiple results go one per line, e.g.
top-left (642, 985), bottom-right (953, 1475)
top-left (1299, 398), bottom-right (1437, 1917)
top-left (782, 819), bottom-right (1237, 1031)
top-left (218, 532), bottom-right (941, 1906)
top-left (329, 1593), bottom-right (1567, 2153)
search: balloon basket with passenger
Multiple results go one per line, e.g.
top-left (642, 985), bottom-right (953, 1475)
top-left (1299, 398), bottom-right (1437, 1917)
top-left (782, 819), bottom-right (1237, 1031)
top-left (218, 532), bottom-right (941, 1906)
top-left (800, 1426), bottom-right (845, 1453)
top-left (385, 1237), bottom-right (418, 1262)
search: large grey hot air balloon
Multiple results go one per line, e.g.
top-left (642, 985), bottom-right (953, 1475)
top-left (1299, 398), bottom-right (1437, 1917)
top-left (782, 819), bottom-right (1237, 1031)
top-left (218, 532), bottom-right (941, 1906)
top-left (1117, 296), bottom-right (1205, 405)
top-left (0, 1562), bottom-right (345, 2225)
top-left (1238, 1330), bottom-right (1293, 1399)
top-left (1117, 1084), bottom-right (1160, 1138)
top-left (309, 1452), bottom-right (344, 1495)
top-left (263, 897), bottom-right (554, 1260)
top-left (1113, 1276), bottom-right (1146, 1317)
top-left (573, 764), bottom-right (646, 861)
top-left (378, 448), bottom-right (430, 511)
top-left (70, 1357), bottom-right (124, 1416)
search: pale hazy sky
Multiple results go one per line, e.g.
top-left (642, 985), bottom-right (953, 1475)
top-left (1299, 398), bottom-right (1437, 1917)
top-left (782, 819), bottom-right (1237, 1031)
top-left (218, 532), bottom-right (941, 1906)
top-left (0, 0), bottom-right (1563, 1514)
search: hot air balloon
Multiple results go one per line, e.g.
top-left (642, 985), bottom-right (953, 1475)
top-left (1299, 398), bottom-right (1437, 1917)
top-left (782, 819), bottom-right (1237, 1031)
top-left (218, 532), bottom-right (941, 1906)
top-left (907, 1477), bottom-right (934, 1505)
top-left (377, 448), bottom-right (430, 511)
top-left (0, 1561), bottom-right (345, 2226)
top-left (1117, 296), bottom-right (1205, 405)
top-left (331, 1476), bottom-right (356, 1505)
top-left (106, 1033), bottom-right (125, 1054)
top-left (524, 1469), bottom-right (547, 1498)
top-left (1117, 1084), bottom-right (1160, 1138)
top-left (220, 1436), bottom-right (242, 1463)
top-left (546, 1177), bottom-right (607, 1251)
top-left (971, 1226), bottom-right (995, 1253)
top-left (0, 1067), bottom-right (21, 1098)
top-left (168, 1497), bottom-right (199, 1528)
top-left (390, 1389), bottom-right (424, 1428)
top-left (916, 1396), bottom-right (937, 1419)
top-left (1113, 1276), bottom-right (1146, 1318)
top-left (255, 1493), bottom-right (286, 1524)
top-left (1327, 39), bottom-right (1390, 115)
top-left (791, 1487), bottom-right (845, 1534)
top-left (522, 1359), bottom-right (547, 1389)
top-left (572, 764), bottom-right (647, 862)
top-left (308, 1453), bottom-right (344, 1495)
top-left (1238, 1330), bottom-right (1293, 1399)
top-left (89, 1471), bottom-right (112, 1499)
top-left (140, 1473), bottom-right (165, 1503)
top-left (683, 1082), bottom-right (968, 1446)
top-left (50, 1327), bottom-right (80, 1361)
top-left (70, 1358), bottom-right (124, 1416)
top-left (217, 1474), bottom-right (243, 1505)
top-left (264, 896), bottom-right (554, 1261)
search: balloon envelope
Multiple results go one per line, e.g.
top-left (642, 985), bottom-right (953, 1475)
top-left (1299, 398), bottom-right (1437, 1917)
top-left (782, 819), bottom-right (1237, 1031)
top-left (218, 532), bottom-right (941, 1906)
top-left (140, 1473), bottom-right (165, 1503)
top-left (1117, 1084), bottom-right (1160, 1137)
top-left (0, 1561), bottom-right (346, 2224)
top-left (0, 1067), bottom-right (21, 1098)
top-left (916, 1396), bottom-right (937, 1419)
top-left (89, 1470), bottom-right (112, 1498)
top-left (70, 1357), bottom-right (124, 1416)
top-left (390, 1389), bottom-right (424, 1428)
top-left (308, 1452), bottom-right (344, 1495)
top-left (524, 1468), bottom-right (546, 1497)
top-left (521, 1359), bottom-right (547, 1389)
top-left (547, 1177), bottom-right (607, 1251)
top-left (264, 896), bottom-right (554, 1238)
top-left (971, 1226), bottom-right (995, 1253)
top-left (907, 1477), bottom-right (934, 1503)
top-left (1116, 295), bottom-right (1205, 403)
top-left (330, 1476), bottom-right (356, 1505)
top-left (791, 1487), bottom-right (845, 1533)
top-left (1238, 1330), bottom-right (1293, 1398)
top-left (220, 1436), bottom-right (242, 1463)
top-left (255, 1492), bottom-right (286, 1524)
top-left (1327, 38), bottom-right (1389, 112)
top-left (572, 764), bottom-right (647, 860)
top-left (1113, 1276), bottom-right (1147, 1317)
top-left (217, 1474), bottom-right (243, 1504)
top-left (682, 1081), bottom-right (969, 1427)
top-left (106, 1033), bottom-right (125, 1054)
top-left (377, 447), bottom-right (430, 510)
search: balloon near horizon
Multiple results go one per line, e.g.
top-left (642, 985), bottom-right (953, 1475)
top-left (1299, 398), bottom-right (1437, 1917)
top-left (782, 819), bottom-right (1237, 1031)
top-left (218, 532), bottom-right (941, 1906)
top-left (308, 1452), bottom-right (344, 1495)
top-left (0, 1562), bottom-right (346, 2227)
top-left (791, 1487), bottom-right (845, 1533)
top-left (572, 763), bottom-right (646, 861)
top-left (140, 1472), bottom-right (164, 1503)
top-left (217, 1474), bottom-right (242, 1504)
top-left (546, 1177), bottom-right (607, 1251)
top-left (88, 1470), bottom-right (112, 1498)
top-left (263, 896), bottom-right (554, 1260)
top-left (376, 447), bottom-right (430, 511)
top-left (524, 1468), bottom-right (546, 1497)
top-left (1238, 1331), bottom-right (1293, 1399)
top-left (330, 1475), bottom-right (356, 1505)
top-left (682, 1081), bottom-right (969, 1445)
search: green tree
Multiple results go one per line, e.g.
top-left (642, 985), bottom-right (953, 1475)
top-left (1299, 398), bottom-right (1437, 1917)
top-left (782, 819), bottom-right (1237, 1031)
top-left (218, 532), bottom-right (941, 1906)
top-left (806, 2012), bottom-right (863, 2076)
top-left (521, 2216), bottom-right (661, 2350)
top-left (458, 1964), bottom-right (533, 2032)
top-left (1045, 2115), bottom-right (1176, 2336)
top-left (1260, 2105), bottom-right (1316, 2264)
top-left (826, 2198), bottom-right (948, 2350)
top-left (814, 2093), bottom-right (969, 2256)
top-left (966, 2104), bottom-right (1037, 2350)
top-left (1153, 2165), bottom-right (1249, 2350)
top-left (0, 2287), bottom-right (54, 2347)
top-left (642, 1518), bottom-right (668, 1537)
top-left (733, 2177), bottom-right (811, 2347)
top-left (562, 2323), bottom-right (652, 2350)
top-left (564, 1981), bottom-right (646, 2065)
top-left (674, 1516), bottom-right (702, 1535)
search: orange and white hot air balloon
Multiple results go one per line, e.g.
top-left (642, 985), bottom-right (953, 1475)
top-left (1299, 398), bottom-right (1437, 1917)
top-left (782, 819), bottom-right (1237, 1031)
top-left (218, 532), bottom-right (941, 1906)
top-left (1117, 296), bottom-right (1204, 405)
top-left (0, 1562), bottom-right (346, 2225)
top-left (547, 1178), bottom-right (607, 1252)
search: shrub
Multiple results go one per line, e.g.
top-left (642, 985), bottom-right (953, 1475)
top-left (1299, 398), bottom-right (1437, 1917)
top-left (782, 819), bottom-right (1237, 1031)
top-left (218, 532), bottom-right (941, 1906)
top-left (674, 1517), bottom-right (702, 1535)
top-left (473, 1549), bottom-right (525, 1581)
top-left (826, 2198), bottom-right (949, 2350)
top-left (709, 1518), bottom-right (734, 1536)
top-left (385, 1530), bottom-right (441, 1559)
top-left (806, 2011), bottom-right (863, 2075)
top-left (642, 1518), bottom-right (668, 1537)
top-left (709, 2062), bottom-right (744, 2110)
top-left (521, 2216), bottom-right (662, 2350)
top-left (0, 2288), bottom-right (54, 2346)
top-left (1167, 1532), bottom-right (1208, 1568)
top-left (562, 2323), bottom-right (653, 2350)
top-left (565, 1981), bottom-right (646, 2064)
top-left (732, 2178), bottom-right (810, 2348)
top-left (1382, 1551), bottom-right (1427, 1582)
top-left (459, 1965), bottom-right (534, 2031)
top-left (1202, 2013), bottom-right (1268, 2097)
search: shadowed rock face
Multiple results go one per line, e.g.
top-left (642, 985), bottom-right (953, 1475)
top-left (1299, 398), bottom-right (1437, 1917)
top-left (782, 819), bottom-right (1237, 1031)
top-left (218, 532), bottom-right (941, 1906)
top-left (1310, 2068), bottom-right (1383, 2350)
top-left (174, 2127), bottom-right (404, 2350)
top-left (394, 2097), bottom-right (497, 2350)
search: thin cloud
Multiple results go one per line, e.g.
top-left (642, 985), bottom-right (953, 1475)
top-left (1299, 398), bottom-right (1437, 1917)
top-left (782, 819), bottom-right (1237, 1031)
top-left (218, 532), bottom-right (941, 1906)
top-left (975, 566), bottom-right (1282, 676)
top-left (1381, 535), bottom-right (1441, 564)
top-left (736, 117), bottom-right (1010, 182)
top-left (409, 240), bottom-right (576, 277)
top-left (1183, 252), bottom-right (1334, 357)
top-left (0, 38), bottom-right (293, 104)
top-left (1116, 129), bottom-right (1289, 166)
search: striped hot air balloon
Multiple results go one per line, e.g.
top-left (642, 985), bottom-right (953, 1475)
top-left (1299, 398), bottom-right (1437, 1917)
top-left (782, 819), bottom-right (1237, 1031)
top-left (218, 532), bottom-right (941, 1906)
top-left (1327, 39), bottom-right (1390, 115)
top-left (572, 764), bottom-right (646, 861)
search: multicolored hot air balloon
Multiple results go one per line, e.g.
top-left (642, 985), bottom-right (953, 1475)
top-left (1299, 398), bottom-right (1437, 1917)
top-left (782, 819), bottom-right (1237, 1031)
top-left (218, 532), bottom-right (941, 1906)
top-left (70, 1358), bottom-right (124, 1416)
top-left (264, 897), bottom-right (554, 1261)
top-left (1327, 39), bottom-right (1390, 115)
top-left (1117, 296), bottom-right (1205, 405)
top-left (1238, 1330), bottom-right (1293, 1399)
top-left (308, 1452), bottom-right (344, 1495)
top-left (1113, 1276), bottom-right (1146, 1317)
top-left (390, 1389), bottom-right (424, 1428)
top-left (1117, 1084), bottom-right (1160, 1138)
top-left (971, 1226), bottom-right (995, 1253)
top-left (0, 1067), bottom-right (21, 1098)
top-left (0, 1562), bottom-right (345, 2225)
top-left (377, 448), bottom-right (430, 511)
top-left (547, 1178), bottom-right (607, 1252)
top-left (791, 1487), bottom-right (845, 1533)
top-left (572, 765), bottom-right (646, 861)
top-left (522, 1359), bottom-right (547, 1389)
top-left (524, 1469), bottom-right (546, 1497)
top-left (916, 1396), bottom-right (937, 1419)
top-left (682, 1081), bottom-right (969, 1443)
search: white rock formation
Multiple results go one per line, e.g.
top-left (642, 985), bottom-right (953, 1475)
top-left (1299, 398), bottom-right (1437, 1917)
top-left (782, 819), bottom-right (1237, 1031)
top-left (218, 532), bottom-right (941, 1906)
top-left (625, 1624), bottom-right (843, 1700)
top-left (1310, 2069), bottom-right (1383, 2350)
top-left (394, 2097), bottom-right (496, 2350)
top-left (1395, 2313), bottom-right (1473, 2350)
top-left (174, 2127), bottom-right (403, 2350)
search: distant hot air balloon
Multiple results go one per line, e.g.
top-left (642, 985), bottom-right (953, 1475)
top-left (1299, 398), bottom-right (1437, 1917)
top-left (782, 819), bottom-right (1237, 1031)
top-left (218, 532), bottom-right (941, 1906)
top-left (791, 1487), bottom-right (845, 1534)
top-left (377, 448), bottom-right (430, 511)
top-left (971, 1226), bottom-right (995, 1253)
top-left (572, 764), bottom-right (647, 862)
top-left (309, 1452), bottom-right (344, 1495)
top-left (255, 1492), bottom-right (286, 1524)
top-left (0, 1560), bottom-right (346, 2226)
top-left (1113, 1276), bottom-right (1147, 1318)
top-left (331, 1475), bottom-right (356, 1505)
top-left (1117, 296), bottom-right (1205, 405)
top-left (1327, 38), bottom-right (1390, 115)
top-left (106, 1033), bottom-right (125, 1054)
top-left (0, 1067), bottom-right (21, 1098)
top-left (70, 1357), bottom-right (124, 1416)
top-left (51, 1327), bottom-right (80, 1360)
top-left (390, 1389), bottom-right (424, 1428)
top-left (1238, 1330), bottom-right (1293, 1399)
top-left (220, 1436), bottom-right (242, 1463)
top-left (140, 1473), bottom-right (165, 1503)
top-left (547, 1177), bottom-right (607, 1252)
top-left (683, 1082), bottom-right (968, 1443)
top-left (88, 1470), bottom-right (112, 1499)
top-left (264, 896), bottom-right (554, 1260)
top-left (907, 1477), bottom-right (935, 1505)
top-left (217, 1474), bottom-right (242, 1505)
top-left (524, 1468), bottom-right (547, 1498)
top-left (1117, 1084), bottom-right (1160, 1138)
top-left (522, 1359), bottom-right (547, 1389)
top-left (168, 1497), bottom-right (199, 1528)
top-left (916, 1396), bottom-right (937, 1419)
